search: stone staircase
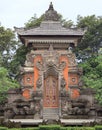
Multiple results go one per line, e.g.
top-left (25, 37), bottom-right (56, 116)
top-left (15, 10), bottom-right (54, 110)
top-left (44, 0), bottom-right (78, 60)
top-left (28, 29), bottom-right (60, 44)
top-left (43, 108), bottom-right (59, 120)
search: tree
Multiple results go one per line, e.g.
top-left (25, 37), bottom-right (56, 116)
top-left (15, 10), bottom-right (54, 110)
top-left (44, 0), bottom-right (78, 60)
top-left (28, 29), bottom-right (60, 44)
top-left (79, 54), bottom-right (102, 104)
top-left (0, 67), bottom-right (19, 103)
top-left (9, 44), bottom-right (28, 76)
top-left (0, 24), bottom-right (20, 102)
top-left (25, 14), bottom-right (44, 28)
top-left (0, 25), bottom-right (18, 69)
top-left (76, 15), bottom-right (102, 61)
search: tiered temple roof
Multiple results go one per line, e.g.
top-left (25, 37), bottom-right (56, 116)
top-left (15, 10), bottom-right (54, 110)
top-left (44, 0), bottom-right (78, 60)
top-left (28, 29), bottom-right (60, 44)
top-left (15, 2), bottom-right (84, 37)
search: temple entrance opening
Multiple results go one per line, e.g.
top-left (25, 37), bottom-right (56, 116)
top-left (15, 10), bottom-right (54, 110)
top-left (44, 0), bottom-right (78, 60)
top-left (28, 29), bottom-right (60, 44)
top-left (43, 75), bottom-right (59, 120)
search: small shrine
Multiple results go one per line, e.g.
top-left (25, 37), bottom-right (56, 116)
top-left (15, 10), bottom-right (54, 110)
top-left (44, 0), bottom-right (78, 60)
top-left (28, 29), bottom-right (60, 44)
top-left (4, 3), bottom-right (102, 124)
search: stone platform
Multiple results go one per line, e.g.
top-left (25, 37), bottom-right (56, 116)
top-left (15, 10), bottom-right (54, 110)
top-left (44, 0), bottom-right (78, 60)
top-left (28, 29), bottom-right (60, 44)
top-left (9, 119), bottom-right (99, 126)
top-left (10, 119), bottom-right (43, 125)
top-left (60, 119), bottom-right (96, 125)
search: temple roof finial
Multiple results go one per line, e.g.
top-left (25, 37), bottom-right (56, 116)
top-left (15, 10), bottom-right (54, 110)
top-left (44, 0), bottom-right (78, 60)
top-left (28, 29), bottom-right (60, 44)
top-left (48, 2), bottom-right (54, 10)
top-left (43, 2), bottom-right (60, 21)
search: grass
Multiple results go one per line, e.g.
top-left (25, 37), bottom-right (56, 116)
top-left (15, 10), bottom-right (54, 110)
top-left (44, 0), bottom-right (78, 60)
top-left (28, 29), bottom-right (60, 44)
top-left (0, 125), bottom-right (102, 130)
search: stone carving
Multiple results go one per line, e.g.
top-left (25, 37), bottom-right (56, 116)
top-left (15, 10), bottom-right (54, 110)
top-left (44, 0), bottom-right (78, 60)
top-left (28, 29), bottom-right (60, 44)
top-left (36, 61), bottom-right (43, 71)
top-left (61, 78), bottom-right (66, 88)
top-left (67, 46), bottom-right (73, 53)
top-left (61, 96), bottom-right (93, 118)
top-left (36, 77), bottom-right (42, 89)
top-left (4, 91), bottom-right (42, 119)
top-left (59, 61), bottom-right (66, 70)
top-left (67, 53), bottom-right (77, 66)
top-left (25, 53), bottom-right (34, 66)
top-left (46, 55), bottom-right (57, 66)
top-left (61, 99), bottom-right (69, 117)
top-left (42, 45), bottom-right (59, 70)
top-left (44, 2), bottom-right (60, 21)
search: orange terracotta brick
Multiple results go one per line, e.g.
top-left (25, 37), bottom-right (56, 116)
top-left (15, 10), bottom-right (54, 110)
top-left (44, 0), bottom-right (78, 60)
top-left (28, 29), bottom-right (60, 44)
top-left (60, 56), bottom-right (69, 91)
top-left (34, 55), bottom-right (42, 91)
top-left (22, 89), bottom-right (30, 99)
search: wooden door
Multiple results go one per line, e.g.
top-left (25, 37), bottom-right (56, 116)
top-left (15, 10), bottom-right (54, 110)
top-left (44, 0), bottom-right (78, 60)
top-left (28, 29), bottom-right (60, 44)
top-left (43, 76), bottom-right (58, 108)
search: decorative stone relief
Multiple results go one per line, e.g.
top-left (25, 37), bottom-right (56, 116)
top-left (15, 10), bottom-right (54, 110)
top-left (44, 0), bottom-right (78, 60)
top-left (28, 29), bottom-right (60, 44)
top-left (59, 61), bottom-right (66, 70)
top-left (42, 44), bottom-right (59, 68)
top-left (36, 77), bottom-right (42, 90)
top-left (36, 61), bottom-right (44, 71)
top-left (67, 53), bottom-right (77, 66)
top-left (25, 52), bottom-right (34, 66)
top-left (22, 73), bottom-right (34, 86)
top-left (61, 77), bottom-right (66, 88)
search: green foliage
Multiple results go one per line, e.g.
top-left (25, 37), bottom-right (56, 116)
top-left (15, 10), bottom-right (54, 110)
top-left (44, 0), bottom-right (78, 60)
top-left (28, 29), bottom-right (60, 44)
top-left (39, 125), bottom-right (60, 130)
top-left (0, 127), bottom-right (7, 130)
top-left (76, 15), bottom-right (102, 61)
top-left (95, 125), bottom-right (102, 130)
top-left (25, 14), bottom-right (44, 28)
top-left (65, 127), bottom-right (94, 130)
top-left (79, 54), bottom-right (102, 104)
top-left (0, 67), bottom-right (19, 103)
top-left (0, 25), bottom-right (20, 97)
top-left (77, 15), bottom-right (99, 29)
top-left (9, 44), bottom-right (28, 76)
top-left (58, 14), bottom-right (73, 28)
top-left (20, 128), bottom-right (39, 130)
top-left (60, 127), bottom-right (67, 130)
top-left (0, 126), bottom-right (99, 130)
top-left (0, 25), bottom-right (17, 69)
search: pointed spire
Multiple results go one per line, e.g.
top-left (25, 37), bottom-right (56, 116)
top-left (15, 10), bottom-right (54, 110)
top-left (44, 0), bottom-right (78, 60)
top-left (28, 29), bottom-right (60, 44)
top-left (48, 2), bottom-right (54, 11)
top-left (43, 2), bottom-right (60, 21)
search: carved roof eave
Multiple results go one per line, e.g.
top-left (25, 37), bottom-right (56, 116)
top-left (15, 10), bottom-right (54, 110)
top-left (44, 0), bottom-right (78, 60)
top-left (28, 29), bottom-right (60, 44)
top-left (27, 39), bottom-right (77, 44)
top-left (14, 24), bottom-right (85, 37)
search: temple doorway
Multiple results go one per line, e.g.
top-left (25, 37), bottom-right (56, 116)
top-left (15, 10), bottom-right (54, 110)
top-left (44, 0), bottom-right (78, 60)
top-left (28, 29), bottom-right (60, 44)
top-left (43, 75), bottom-right (59, 120)
top-left (44, 76), bottom-right (58, 108)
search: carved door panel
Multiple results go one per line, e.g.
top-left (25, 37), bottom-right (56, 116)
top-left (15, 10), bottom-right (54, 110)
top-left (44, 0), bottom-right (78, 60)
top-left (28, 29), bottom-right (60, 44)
top-left (43, 76), bottom-right (58, 108)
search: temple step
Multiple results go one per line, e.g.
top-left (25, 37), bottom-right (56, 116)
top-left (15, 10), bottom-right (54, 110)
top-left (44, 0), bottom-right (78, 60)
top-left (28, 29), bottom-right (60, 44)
top-left (43, 108), bottom-right (59, 120)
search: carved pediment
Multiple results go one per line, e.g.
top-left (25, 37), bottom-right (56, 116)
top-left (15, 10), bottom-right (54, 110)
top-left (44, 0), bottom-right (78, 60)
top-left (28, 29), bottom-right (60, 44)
top-left (43, 44), bottom-right (59, 68)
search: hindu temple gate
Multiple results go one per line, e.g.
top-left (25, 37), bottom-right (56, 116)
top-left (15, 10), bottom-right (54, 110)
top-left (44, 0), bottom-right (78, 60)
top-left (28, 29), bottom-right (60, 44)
top-left (4, 3), bottom-right (102, 124)
top-left (10, 2), bottom-right (84, 120)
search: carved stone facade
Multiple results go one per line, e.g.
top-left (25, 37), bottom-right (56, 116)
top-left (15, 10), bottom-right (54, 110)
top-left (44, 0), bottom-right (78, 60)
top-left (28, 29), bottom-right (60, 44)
top-left (5, 3), bottom-right (102, 121)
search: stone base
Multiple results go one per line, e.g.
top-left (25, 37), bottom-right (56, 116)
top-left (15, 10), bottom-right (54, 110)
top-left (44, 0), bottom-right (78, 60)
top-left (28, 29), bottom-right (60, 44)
top-left (14, 115), bottom-right (34, 119)
top-left (9, 118), bottom-right (102, 126)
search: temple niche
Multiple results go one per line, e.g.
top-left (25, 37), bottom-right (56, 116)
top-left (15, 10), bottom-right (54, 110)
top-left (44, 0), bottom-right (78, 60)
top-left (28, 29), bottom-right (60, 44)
top-left (5, 2), bottom-right (102, 122)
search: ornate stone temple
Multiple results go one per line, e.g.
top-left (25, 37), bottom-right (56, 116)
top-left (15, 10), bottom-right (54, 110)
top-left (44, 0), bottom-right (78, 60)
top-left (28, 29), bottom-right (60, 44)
top-left (4, 3), bottom-right (102, 123)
